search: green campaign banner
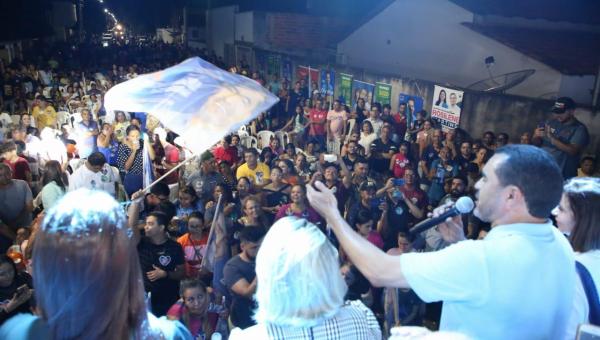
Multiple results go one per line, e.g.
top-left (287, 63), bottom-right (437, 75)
top-left (375, 82), bottom-right (392, 105)
top-left (339, 73), bottom-right (353, 106)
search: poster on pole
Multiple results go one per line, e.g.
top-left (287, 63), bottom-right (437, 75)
top-left (431, 85), bottom-right (463, 130)
top-left (296, 65), bottom-right (320, 96)
top-left (352, 80), bottom-right (375, 110)
top-left (374, 82), bottom-right (392, 106)
top-left (320, 69), bottom-right (335, 104)
top-left (398, 93), bottom-right (424, 126)
top-left (339, 73), bottom-right (353, 106)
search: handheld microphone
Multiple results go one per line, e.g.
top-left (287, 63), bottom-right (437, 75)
top-left (409, 196), bottom-right (474, 235)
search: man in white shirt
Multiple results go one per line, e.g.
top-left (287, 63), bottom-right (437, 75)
top-left (448, 93), bottom-right (461, 115)
top-left (69, 152), bottom-right (119, 196)
top-left (307, 145), bottom-right (574, 340)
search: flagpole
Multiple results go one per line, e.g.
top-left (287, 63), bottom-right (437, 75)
top-left (140, 153), bottom-right (197, 193)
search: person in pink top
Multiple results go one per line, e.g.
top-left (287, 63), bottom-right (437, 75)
top-left (326, 100), bottom-right (347, 153)
top-left (390, 142), bottom-right (411, 179)
top-left (274, 184), bottom-right (321, 225)
top-left (167, 279), bottom-right (227, 339)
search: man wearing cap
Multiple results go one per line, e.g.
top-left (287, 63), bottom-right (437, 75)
top-left (346, 180), bottom-right (388, 230)
top-left (186, 151), bottom-right (225, 202)
top-left (533, 96), bottom-right (589, 179)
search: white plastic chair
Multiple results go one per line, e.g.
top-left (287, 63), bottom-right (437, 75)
top-left (256, 130), bottom-right (275, 149)
top-left (274, 130), bottom-right (290, 147)
top-left (237, 125), bottom-right (248, 136)
top-left (56, 111), bottom-right (71, 127)
top-left (11, 115), bottom-right (21, 125)
top-left (237, 130), bottom-right (249, 138)
top-left (240, 135), bottom-right (258, 150)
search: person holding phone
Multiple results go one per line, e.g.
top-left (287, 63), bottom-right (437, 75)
top-left (532, 97), bottom-right (589, 179)
top-left (0, 255), bottom-right (32, 324)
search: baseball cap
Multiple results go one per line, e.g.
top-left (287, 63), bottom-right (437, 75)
top-left (359, 181), bottom-right (377, 192)
top-left (551, 97), bottom-right (576, 114)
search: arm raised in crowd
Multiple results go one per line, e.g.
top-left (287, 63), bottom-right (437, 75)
top-left (307, 181), bottom-right (409, 288)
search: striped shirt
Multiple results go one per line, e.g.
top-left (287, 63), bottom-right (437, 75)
top-left (229, 300), bottom-right (382, 339)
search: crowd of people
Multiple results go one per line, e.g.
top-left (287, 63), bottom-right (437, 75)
top-left (0, 39), bottom-right (598, 339)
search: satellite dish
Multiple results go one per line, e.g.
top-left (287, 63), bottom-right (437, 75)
top-left (467, 69), bottom-right (535, 93)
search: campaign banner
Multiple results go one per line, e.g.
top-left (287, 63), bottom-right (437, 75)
top-left (352, 80), bottom-right (375, 109)
top-left (104, 57), bottom-right (279, 154)
top-left (398, 93), bottom-right (424, 126)
top-left (431, 85), bottom-right (463, 130)
top-left (296, 66), bottom-right (320, 86)
top-left (320, 69), bottom-right (335, 103)
top-left (374, 82), bottom-right (392, 106)
top-left (267, 54), bottom-right (281, 77)
top-left (339, 73), bottom-right (353, 106)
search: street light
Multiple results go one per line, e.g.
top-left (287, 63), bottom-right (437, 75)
top-left (116, 24), bottom-right (122, 30)
top-left (104, 8), bottom-right (108, 13)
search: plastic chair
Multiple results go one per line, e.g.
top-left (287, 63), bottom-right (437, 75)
top-left (274, 131), bottom-right (290, 147)
top-left (241, 135), bottom-right (258, 150)
top-left (56, 111), bottom-right (71, 127)
top-left (256, 130), bottom-right (275, 149)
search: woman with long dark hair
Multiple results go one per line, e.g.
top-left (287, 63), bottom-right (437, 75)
top-left (40, 160), bottom-right (67, 210)
top-left (0, 189), bottom-right (191, 338)
top-left (0, 255), bottom-right (33, 324)
top-left (435, 89), bottom-right (448, 108)
top-left (553, 178), bottom-right (600, 339)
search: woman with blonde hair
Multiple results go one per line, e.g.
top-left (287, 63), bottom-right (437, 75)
top-left (0, 189), bottom-right (191, 339)
top-left (230, 217), bottom-right (381, 339)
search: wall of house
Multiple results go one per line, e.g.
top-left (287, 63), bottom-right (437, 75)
top-left (235, 11), bottom-right (254, 43)
top-left (207, 6), bottom-right (236, 58)
top-left (336, 0), bottom-right (565, 99)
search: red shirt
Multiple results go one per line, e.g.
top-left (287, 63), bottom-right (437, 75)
top-left (213, 145), bottom-right (239, 165)
top-left (392, 113), bottom-right (408, 138)
top-left (399, 186), bottom-right (429, 226)
top-left (4, 158), bottom-right (30, 182)
top-left (392, 153), bottom-right (411, 178)
top-left (309, 109), bottom-right (327, 136)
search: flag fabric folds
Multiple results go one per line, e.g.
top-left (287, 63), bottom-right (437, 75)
top-left (201, 194), bottom-right (228, 273)
top-left (104, 57), bottom-right (279, 154)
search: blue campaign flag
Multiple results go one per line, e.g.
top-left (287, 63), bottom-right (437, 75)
top-left (104, 57), bottom-right (279, 154)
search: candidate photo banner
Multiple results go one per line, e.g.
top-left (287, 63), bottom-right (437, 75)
top-left (339, 73), bottom-right (353, 106)
top-left (431, 85), bottom-right (463, 130)
top-left (352, 80), bottom-right (375, 108)
top-left (320, 70), bottom-right (335, 97)
top-left (374, 82), bottom-right (392, 106)
top-left (398, 93), bottom-right (424, 125)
